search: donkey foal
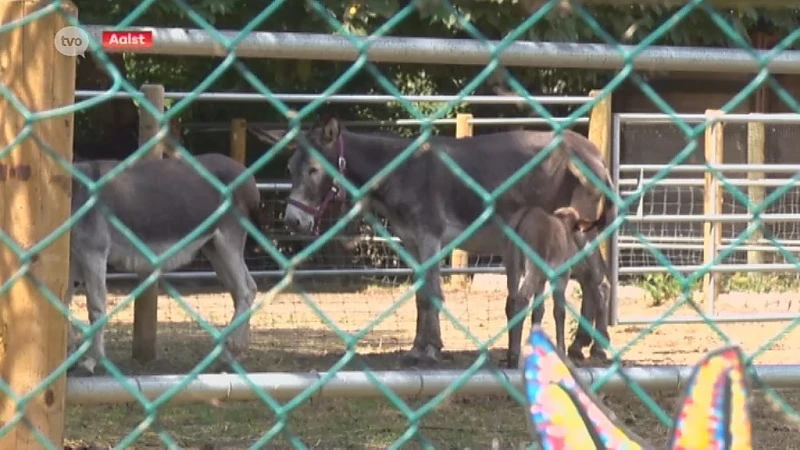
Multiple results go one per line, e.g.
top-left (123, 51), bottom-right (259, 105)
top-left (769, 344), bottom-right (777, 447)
top-left (504, 206), bottom-right (606, 367)
top-left (65, 153), bottom-right (261, 376)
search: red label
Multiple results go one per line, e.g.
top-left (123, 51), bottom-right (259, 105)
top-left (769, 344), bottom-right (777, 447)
top-left (102, 30), bottom-right (154, 49)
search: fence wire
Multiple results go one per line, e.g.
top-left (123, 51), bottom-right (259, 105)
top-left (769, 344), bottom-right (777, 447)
top-left (3, 0), bottom-right (800, 448)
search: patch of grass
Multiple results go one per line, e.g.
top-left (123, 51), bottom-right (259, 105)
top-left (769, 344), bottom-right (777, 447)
top-left (66, 395), bottom-right (535, 449)
top-left (633, 273), bottom-right (688, 307)
top-left (721, 273), bottom-right (800, 294)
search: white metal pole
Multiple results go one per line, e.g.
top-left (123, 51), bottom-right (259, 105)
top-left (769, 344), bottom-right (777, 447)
top-left (66, 365), bottom-right (800, 405)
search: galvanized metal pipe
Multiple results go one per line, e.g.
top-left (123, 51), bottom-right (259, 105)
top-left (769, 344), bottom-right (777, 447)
top-left (617, 242), bottom-right (800, 253)
top-left (618, 178), bottom-right (800, 187)
top-left (619, 263), bottom-right (800, 275)
top-left (619, 112), bottom-right (800, 124)
top-left (621, 236), bottom-right (800, 246)
top-left (616, 236), bottom-right (800, 246)
top-left (74, 89), bottom-right (592, 105)
top-left (618, 313), bottom-right (800, 325)
top-left (81, 26), bottom-right (800, 74)
top-left (619, 163), bottom-right (800, 173)
top-left (626, 213), bottom-right (800, 223)
top-left (106, 265), bottom-right (507, 281)
top-left (65, 365), bottom-right (800, 405)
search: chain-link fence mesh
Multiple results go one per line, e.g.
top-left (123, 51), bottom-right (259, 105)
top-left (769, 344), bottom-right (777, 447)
top-left (4, 0), bottom-right (800, 448)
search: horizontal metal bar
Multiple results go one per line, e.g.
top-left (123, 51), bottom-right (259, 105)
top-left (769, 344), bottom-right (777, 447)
top-left (617, 243), bottom-right (702, 251)
top-left (618, 312), bottom-right (800, 325)
top-left (82, 26), bottom-right (800, 74)
top-left (619, 164), bottom-right (800, 174)
top-left (618, 112), bottom-right (800, 124)
top-left (626, 214), bottom-right (800, 223)
top-left (619, 178), bottom-right (800, 188)
top-left (263, 178), bottom-right (800, 194)
top-left (266, 234), bottom-right (402, 244)
top-left (385, 117), bottom-right (588, 126)
top-left (618, 236), bottom-right (800, 247)
top-left (619, 179), bottom-right (704, 187)
top-left (618, 263), bottom-right (800, 275)
top-left (618, 236), bottom-right (705, 243)
top-left (619, 242), bottom-right (800, 253)
top-left (192, 119), bottom-right (581, 131)
top-left (105, 265), bottom-right (507, 281)
top-left (74, 90), bottom-right (591, 105)
top-left (257, 182), bottom-right (291, 191)
top-left (65, 364), bottom-right (800, 405)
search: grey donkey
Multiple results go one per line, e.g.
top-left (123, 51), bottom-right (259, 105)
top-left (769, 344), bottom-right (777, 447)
top-left (504, 205), bottom-right (612, 368)
top-left (281, 115), bottom-right (616, 366)
top-left (65, 153), bottom-right (261, 376)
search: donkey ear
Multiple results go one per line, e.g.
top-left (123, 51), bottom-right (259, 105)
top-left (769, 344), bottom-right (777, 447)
top-left (322, 116), bottom-right (340, 145)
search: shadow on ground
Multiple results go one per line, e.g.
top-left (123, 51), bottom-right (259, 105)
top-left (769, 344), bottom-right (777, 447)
top-left (90, 322), bottom-right (511, 377)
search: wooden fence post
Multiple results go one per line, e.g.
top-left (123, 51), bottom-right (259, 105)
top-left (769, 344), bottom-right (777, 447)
top-left (587, 90), bottom-right (613, 266)
top-left (747, 119), bottom-right (765, 265)
top-left (132, 84), bottom-right (166, 363)
top-left (703, 110), bottom-right (724, 310)
top-left (0, 0), bottom-right (77, 446)
top-left (230, 118), bottom-right (248, 165)
top-left (450, 113), bottom-right (473, 289)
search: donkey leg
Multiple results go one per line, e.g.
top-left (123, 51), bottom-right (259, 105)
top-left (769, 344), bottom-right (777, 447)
top-left (504, 254), bottom-right (524, 369)
top-left (568, 273), bottom-right (595, 360)
top-left (412, 234), bottom-right (445, 365)
top-left (206, 230), bottom-right (257, 364)
top-left (589, 276), bottom-right (612, 361)
top-left (65, 265), bottom-right (80, 357)
top-left (65, 270), bottom-right (86, 374)
top-left (508, 262), bottom-right (546, 369)
top-left (73, 252), bottom-right (109, 376)
top-left (552, 276), bottom-right (570, 355)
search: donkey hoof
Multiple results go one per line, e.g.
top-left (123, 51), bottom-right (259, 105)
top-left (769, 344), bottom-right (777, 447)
top-left (419, 345), bottom-right (442, 366)
top-left (567, 346), bottom-right (586, 361)
top-left (590, 347), bottom-right (609, 362)
top-left (505, 352), bottom-right (520, 369)
top-left (400, 347), bottom-right (424, 366)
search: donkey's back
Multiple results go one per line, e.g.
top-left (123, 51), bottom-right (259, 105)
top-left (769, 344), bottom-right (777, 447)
top-left (70, 153), bottom-right (259, 274)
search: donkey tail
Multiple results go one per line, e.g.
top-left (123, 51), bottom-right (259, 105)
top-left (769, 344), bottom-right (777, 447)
top-left (558, 131), bottom-right (617, 234)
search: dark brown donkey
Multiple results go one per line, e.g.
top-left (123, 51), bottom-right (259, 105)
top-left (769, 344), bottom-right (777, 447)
top-left (504, 205), bottom-right (612, 368)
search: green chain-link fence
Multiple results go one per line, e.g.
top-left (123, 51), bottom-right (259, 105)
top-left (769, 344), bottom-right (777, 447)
top-left (3, 0), bottom-right (800, 447)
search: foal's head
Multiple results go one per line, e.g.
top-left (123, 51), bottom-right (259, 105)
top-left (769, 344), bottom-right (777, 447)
top-left (283, 116), bottom-right (345, 235)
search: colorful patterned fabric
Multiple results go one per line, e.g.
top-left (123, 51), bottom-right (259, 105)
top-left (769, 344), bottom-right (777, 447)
top-left (521, 326), bottom-right (753, 450)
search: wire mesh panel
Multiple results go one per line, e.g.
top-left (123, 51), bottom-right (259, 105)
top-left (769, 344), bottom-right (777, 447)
top-left (4, 0), bottom-right (800, 448)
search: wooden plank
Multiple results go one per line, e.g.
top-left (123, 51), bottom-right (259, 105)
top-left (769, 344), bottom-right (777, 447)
top-left (747, 120), bottom-right (765, 265)
top-left (450, 113), bottom-right (473, 289)
top-left (587, 90), bottom-right (613, 263)
top-left (131, 84), bottom-right (165, 363)
top-left (703, 110), bottom-right (724, 311)
top-left (230, 118), bottom-right (247, 165)
top-left (0, 0), bottom-right (77, 447)
top-left (587, 89), bottom-right (614, 325)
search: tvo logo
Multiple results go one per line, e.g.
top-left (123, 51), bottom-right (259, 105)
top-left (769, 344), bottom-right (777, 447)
top-left (54, 26), bottom-right (89, 57)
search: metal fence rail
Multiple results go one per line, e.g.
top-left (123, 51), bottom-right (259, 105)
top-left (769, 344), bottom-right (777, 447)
top-left (611, 111), bottom-right (800, 326)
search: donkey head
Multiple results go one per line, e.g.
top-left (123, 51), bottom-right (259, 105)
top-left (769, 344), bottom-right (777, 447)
top-left (283, 115), bottom-right (346, 235)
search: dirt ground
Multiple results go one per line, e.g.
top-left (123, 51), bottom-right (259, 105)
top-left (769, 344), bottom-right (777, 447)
top-left (64, 275), bottom-right (800, 449)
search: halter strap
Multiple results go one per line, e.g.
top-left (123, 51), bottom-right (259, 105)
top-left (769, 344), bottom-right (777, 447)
top-left (287, 134), bottom-right (347, 236)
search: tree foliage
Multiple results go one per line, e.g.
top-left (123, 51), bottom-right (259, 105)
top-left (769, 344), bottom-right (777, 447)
top-left (71, 0), bottom-right (800, 172)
